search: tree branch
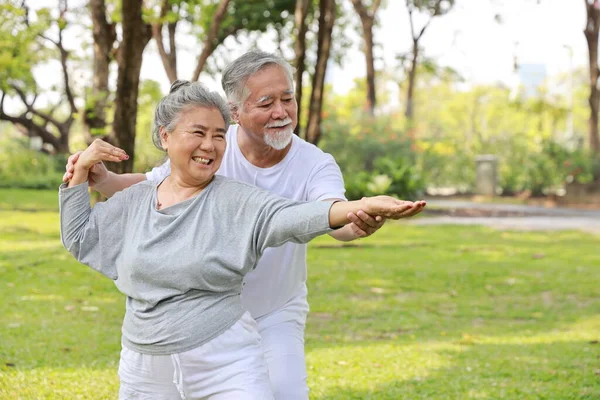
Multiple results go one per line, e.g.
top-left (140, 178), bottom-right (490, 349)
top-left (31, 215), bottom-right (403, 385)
top-left (10, 85), bottom-right (65, 129)
top-left (0, 109), bottom-right (61, 149)
top-left (416, 17), bottom-right (432, 41)
top-left (407, 1), bottom-right (416, 40)
top-left (371, 0), bottom-right (382, 15)
top-left (168, 21), bottom-right (177, 67)
top-left (351, 0), bottom-right (370, 21)
top-left (152, 0), bottom-right (178, 82)
top-left (192, 0), bottom-right (231, 81)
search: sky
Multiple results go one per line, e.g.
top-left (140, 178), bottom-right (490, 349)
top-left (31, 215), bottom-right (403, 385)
top-left (7, 0), bottom-right (590, 109)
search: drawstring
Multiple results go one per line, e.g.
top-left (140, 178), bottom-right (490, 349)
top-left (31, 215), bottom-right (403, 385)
top-left (171, 354), bottom-right (186, 399)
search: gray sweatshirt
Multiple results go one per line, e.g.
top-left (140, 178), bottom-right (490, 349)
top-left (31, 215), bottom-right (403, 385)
top-left (59, 176), bottom-right (333, 355)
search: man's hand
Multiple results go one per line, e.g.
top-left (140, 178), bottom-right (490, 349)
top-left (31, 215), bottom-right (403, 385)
top-left (346, 211), bottom-right (386, 238)
top-left (63, 140), bottom-right (127, 187)
top-left (362, 196), bottom-right (426, 220)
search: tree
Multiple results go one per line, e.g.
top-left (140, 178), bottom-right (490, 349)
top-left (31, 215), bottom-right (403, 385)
top-left (584, 0), bottom-right (600, 155)
top-left (110, 0), bottom-right (152, 173)
top-left (293, 0), bottom-right (310, 135)
top-left (350, 0), bottom-right (382, 115)
top-left (306, 0), bottom-right (336, 145)
top-left (0, 0), bottom-right (77, 154)
top-left (404, 0), bottom-right (455, 124)
top-left (87, 0), bottom-right (152, 173)
top-left (86, 0), bottom-right (115, 138)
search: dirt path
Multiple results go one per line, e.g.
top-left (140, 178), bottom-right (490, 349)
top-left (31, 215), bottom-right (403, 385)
top-left (410, 200), bottom-right (600, 234)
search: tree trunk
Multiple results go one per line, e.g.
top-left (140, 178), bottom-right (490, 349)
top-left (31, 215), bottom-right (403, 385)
top-left (405, 38), bottom-right (419, 121)
top-left (351, 0), bottom-right (381, 115)
top-left (110, 0), bottom-right (152, 173)
top-left (293, 0), bottom-right (310, 136)
top-left (306, 0), bottom-right (335, 145)
top-left (86, 0), bottom-right (115, 139)
top-left (362, 19), bottom-right (376, 114)
top-left (585, 0), bottom-right (600, 154)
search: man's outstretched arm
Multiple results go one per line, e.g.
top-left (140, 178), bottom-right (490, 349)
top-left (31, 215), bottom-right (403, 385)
top-left (327, 199), bottom-right (425, 242)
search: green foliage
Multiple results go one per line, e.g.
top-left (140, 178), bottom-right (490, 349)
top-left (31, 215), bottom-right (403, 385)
top-left (0, 137), bottom-right (66, 190)
top-left (497, 139), bottom-right (571, 196)
top-left (320, 112), bottom-right (424, 200)
top-left (563, 150), bottom-right (600, 185)
top-left (183, 0), bottom-right (295, 44)
top-left (408, 0), bottom-right (456, 15)
top-left (0, 2), bottom-right (51, 91)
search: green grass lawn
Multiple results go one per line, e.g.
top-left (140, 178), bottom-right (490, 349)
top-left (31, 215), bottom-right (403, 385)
top-left (1, 189), bottom-right (599, 399)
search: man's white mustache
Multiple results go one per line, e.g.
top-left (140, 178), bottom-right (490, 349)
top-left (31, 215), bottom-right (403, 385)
top-left (266, 118), bottom-right (292, 128)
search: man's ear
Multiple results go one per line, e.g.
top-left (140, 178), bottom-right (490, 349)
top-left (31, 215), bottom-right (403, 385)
top-left (229, 103), bottom-right (240, 123)
top-left (159, 127), bottom-right (169, 151)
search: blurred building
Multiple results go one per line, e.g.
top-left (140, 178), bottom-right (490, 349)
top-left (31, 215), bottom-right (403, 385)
top-left (509, 62), bottom-right (547, 99)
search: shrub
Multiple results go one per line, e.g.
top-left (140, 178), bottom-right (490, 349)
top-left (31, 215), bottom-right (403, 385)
top-left (0, 138), bottom-right (66, 189)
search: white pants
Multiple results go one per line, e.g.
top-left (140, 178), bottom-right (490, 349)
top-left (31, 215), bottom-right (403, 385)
top-left (118, 312), bottom-right (274, 400)
top-left (255, 291), bottom-right (309, 400)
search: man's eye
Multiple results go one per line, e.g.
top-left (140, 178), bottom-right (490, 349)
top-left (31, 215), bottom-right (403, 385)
top-left (260, 104), bottom-right (271, 108)
top-left (283, 98), bottom-right (293, 102)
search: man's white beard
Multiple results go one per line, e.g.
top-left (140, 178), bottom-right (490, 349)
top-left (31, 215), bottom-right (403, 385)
top-left (264, 118), bottom-right (293, 150)
top-left (264, 128), bottom-right (293, 150)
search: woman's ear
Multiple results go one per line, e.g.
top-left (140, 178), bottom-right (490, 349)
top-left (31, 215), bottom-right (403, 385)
top-left (159, 127), bottom-right (169, 151)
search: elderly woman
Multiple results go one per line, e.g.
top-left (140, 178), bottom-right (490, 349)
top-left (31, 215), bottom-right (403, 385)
top-left (60, 81), bottom-right (425, 399)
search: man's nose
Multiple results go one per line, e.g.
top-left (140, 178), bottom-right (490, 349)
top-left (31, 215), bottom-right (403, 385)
top-left (271, 101), bottom-right (287, 119)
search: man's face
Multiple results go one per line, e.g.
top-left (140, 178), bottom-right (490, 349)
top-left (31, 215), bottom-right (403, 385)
top-left (237, 64), bottom-right (298, 150)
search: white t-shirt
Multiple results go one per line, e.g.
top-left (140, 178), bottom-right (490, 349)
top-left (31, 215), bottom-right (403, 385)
top-left (146, 124), bottom-right (346, 318)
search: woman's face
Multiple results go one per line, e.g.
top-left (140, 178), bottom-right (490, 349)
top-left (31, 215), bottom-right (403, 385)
top-left (160, 106), bottom-right (227, 186)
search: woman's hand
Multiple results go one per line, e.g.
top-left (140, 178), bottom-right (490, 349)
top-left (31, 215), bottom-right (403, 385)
top-left (362, 196), bottom-right (426, 220)
top-left (66, 139), bottom-right (128, 188)
top-left (65, 140), bottom-right (128, 186)
top-left (76, 139), bottom-right (128, 170)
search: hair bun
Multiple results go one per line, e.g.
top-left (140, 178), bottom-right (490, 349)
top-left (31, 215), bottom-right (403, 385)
top-left (169, 79), bottom-right (191, 94)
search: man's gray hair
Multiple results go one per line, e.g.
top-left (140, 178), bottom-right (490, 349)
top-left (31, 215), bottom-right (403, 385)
top-left (221, 49), bottom-right (294, 109)
top-left (152, 80), bottom-right (231, 151)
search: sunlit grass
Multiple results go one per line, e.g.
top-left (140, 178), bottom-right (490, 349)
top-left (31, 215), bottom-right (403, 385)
top-left (1, 189), bottom-right (598, 399)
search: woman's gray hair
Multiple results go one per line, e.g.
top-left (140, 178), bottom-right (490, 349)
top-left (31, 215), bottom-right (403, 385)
top-left (152, 80), bottom-right (231, 151)
top-left (221, 49), bottom-right (294, 109)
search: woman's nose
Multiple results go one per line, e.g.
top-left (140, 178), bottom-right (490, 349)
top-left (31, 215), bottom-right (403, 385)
top-left (200, 136), bottom-right (215, 151)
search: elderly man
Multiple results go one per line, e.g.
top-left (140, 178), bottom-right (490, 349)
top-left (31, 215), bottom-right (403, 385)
top-left (64, 50), bottom-right (424, 399)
